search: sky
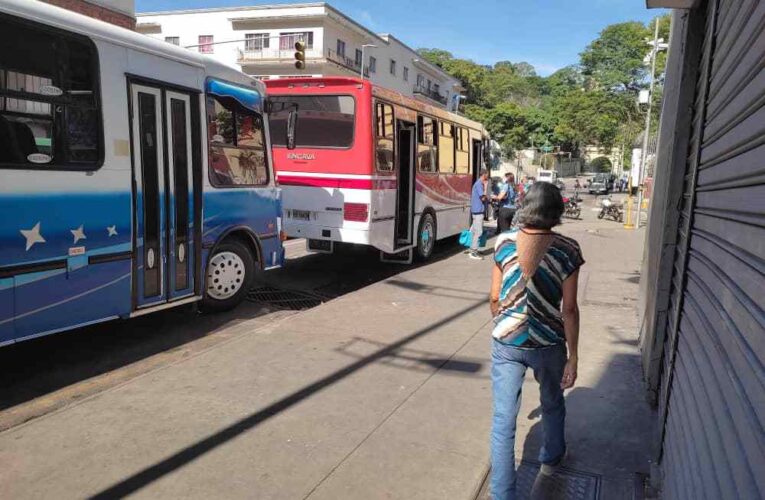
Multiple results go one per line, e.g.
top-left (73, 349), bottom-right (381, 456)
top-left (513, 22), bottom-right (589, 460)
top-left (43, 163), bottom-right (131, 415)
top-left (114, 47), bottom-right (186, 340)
top-left (135, 0), bottom-right (665, 76)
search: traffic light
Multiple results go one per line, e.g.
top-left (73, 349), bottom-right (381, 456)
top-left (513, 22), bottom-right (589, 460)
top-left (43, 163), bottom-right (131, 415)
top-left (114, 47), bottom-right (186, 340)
top-left (294, 40), bottom-right (306, 70)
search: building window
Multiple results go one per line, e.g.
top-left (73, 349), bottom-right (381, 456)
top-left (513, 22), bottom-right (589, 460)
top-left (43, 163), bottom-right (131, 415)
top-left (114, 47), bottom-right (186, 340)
top-left (245, 33), bottom-right (269, 51)
top-left (389, 59), bottom-right (396, 76)
top-left (336, 39), bottom-right (346, 58)
top-left (416, 74), bottom-right (424, 87)
top-left (165, 36), bottom-right (179, 46)
top-left (0, 15), bottom-right (101, 169)
top-left (433, 83), bottom-right (440, 95)
top-left (369, 56), bottom-right (376, 73)
top-left (207, 96), bottom-right (268, 186)
top-left (198, 35), bottom-right (214, 53)
top-left (403, 67), bottom-right (409, 81)
top-left (427, 79), bottom-right (432, 91)
top-left (280, 32), bottom-right (313, 50)
top-left (375, 102), bottom-right (394, 171)
top-left (355, 49), bottom-right (362, 67)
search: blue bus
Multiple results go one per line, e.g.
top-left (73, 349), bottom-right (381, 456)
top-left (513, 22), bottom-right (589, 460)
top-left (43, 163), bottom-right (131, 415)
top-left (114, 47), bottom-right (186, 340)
top-left (0, 1), bottom-right (284, 346)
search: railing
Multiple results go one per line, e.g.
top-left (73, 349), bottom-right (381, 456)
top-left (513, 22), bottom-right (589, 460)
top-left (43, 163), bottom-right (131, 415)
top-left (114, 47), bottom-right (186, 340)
top-left (237, 47), bottom-right (322, 61)
top-left (413, 84), bottom-right (447, 105)
top-left (237, 40), bottom-right (321, 62)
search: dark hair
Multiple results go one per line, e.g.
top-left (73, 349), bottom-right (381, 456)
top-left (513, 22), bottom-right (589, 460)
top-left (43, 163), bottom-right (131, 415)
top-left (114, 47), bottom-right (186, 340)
top-left (516, 181), bottom-right (564, 229)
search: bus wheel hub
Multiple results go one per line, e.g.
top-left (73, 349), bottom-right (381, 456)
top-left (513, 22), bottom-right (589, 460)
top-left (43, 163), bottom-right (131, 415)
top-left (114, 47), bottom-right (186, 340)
top-left (207, 251), bottom-right (245, 300)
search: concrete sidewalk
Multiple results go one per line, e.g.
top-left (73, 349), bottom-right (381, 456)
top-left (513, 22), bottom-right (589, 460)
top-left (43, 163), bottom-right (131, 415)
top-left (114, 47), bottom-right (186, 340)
top-left (0, 221), bottom-right (654, 499)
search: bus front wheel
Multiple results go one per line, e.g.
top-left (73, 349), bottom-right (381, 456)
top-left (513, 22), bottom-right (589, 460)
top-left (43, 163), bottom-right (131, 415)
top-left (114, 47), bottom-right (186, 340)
top-left (202, 239), bottom-right (256, 312)
top-left (416, 213), bottom-right (436, 261)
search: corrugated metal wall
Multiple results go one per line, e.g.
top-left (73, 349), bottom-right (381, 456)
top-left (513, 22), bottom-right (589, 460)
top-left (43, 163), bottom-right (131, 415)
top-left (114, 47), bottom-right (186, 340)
top-left (657, 0), bottom-right (765, 498)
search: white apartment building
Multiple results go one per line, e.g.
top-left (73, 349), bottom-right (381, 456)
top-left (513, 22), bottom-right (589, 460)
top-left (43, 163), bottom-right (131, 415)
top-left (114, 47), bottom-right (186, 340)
top-left (136, 3), bottom-right (462, 110)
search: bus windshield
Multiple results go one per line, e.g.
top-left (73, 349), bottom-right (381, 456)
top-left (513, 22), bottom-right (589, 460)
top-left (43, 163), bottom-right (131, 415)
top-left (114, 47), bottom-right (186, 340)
top-left (269, 95), bottom-right (355, 148)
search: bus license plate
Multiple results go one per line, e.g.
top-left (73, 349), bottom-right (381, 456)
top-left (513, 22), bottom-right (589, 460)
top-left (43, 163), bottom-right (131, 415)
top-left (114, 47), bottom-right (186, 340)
top-left (292, 209), bottom-right (310, 221)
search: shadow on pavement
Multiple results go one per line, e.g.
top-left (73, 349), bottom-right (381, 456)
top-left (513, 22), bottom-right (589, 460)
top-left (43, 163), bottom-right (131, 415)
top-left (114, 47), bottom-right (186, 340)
top-left (335, 337), bottom-right (485, 377)
top-left (518, 352), bottom-right (653, 499)
top-left (0, 237), bottom-right (472, 415)
top-left (0, 301), bottom-right (271, 413)
top-left (88, 296), bottom-right (486, 499)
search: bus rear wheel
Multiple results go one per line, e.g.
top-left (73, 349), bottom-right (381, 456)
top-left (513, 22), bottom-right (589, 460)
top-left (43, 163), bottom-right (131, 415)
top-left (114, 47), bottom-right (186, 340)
top-left (202, 239), bottom-right (256, 312)
top-left (416, 213), bottom-right (436, 261)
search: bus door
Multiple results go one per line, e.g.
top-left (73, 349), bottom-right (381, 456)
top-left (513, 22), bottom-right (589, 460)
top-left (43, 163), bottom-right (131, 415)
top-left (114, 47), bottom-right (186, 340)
top-left (130, 83), bottom-right (197, 308)
top-left (395, 120), bottom-right (416, 247)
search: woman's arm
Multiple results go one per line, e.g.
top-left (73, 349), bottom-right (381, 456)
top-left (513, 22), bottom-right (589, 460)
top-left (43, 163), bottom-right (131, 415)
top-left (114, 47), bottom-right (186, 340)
top-left (560, 269), bottom-right (580, 389)
top-left (490, 263), bottom-right (502, 316)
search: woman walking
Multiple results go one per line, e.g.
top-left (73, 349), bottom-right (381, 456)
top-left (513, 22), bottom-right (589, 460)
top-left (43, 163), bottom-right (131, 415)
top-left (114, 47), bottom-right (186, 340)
top-left (489, 182), bottom-right (584, 500)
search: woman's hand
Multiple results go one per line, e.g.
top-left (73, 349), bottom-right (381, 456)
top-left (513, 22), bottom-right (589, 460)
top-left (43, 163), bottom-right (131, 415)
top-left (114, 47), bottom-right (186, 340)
top-left (561, 356), bottom-right (578, 389)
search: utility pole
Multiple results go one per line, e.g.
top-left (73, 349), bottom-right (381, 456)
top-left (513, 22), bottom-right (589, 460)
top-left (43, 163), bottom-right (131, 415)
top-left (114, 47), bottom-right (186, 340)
top-left (635, 18), bottom-right (664, 228)
top-left (360, 44), bottom-right (376, 80)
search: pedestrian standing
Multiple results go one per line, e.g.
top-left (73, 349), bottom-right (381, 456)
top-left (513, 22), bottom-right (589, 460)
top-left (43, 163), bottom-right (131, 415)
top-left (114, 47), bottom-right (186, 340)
top-left (469, 169), bottom-right (490, 260)
top-left (488, 182), bottom-right (584, 500)
top-left (493, 172), bottom-right (517, 234)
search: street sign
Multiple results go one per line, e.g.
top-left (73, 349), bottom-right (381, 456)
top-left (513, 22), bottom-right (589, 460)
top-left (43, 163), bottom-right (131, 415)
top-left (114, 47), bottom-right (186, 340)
top-left (542, 145), bottom-right (553, 153)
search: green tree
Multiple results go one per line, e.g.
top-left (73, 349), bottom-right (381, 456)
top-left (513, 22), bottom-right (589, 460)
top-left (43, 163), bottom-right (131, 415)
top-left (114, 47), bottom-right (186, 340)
top-left (580, 21), bottom-right (650, 92)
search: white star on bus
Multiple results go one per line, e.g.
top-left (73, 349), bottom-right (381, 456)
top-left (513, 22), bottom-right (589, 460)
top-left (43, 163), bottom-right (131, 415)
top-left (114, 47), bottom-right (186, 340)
top-left (71, 225), bottom-right (87, 244)
top-left (20, 222), bottom-right (46, 251)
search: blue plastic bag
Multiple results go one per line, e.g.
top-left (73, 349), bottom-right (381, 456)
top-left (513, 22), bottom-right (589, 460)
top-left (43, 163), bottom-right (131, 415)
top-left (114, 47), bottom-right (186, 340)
top-left (459, 230), bottom-right (488, 248)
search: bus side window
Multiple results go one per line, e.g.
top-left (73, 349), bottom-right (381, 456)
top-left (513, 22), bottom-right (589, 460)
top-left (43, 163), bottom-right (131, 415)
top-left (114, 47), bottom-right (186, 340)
top-left (416, 114), bottom-right (437, 173)
top-left (0, 15), bottom-right (101, 168)
top-left (375, 102), bottom-right (394, 172)
top-left (455, 127), bottom-right (469, 174)
top-left (438, 122), bottom-right (454, 174)
top-left (207, 96), bottom-right (268, 187)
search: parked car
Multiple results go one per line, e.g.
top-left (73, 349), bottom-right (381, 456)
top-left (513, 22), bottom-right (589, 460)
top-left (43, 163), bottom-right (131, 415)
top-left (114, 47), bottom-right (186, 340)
top-left (588, 173), bottom-right (610, 194)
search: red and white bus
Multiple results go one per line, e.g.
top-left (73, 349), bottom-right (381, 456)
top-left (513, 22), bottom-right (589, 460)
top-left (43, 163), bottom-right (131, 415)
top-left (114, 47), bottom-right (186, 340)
top-left (266, 77), bottom-right (489, 262)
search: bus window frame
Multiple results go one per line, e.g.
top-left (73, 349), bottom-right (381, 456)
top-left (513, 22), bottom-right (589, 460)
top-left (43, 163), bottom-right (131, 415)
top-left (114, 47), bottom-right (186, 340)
top-left (374, 99), bottom-right (395, 173)
top-left (207, 92), bottom-right (270, 189)
top-left (0, 12), bottom-right (104, 172)
top-left (416, 112), bottom-right (439, 175)
top-left (269, 93), bottom-right (357, 151)
top-left (437, 121), bottom-right (456, 174)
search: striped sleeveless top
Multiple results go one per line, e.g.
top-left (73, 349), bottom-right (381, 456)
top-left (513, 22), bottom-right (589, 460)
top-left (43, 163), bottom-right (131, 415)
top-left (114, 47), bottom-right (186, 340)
top-left (492, 228), bottom-right (584, 348)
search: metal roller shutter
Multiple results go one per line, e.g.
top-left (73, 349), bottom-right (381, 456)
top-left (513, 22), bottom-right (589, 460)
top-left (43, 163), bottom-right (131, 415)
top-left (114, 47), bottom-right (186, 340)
top-left (658, 0), bottom-right (765, 498)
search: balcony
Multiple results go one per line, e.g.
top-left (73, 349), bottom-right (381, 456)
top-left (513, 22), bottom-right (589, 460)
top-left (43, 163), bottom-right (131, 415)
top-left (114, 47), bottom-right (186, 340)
top-left (237, 45), bottom-right (322, 62)
top-left (413, 84), bottom-right (448, 106)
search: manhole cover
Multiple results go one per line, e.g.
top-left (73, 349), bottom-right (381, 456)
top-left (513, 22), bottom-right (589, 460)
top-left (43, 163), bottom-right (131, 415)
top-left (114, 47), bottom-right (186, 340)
top-left (246, 286), bottom-right (328, 311)
top-left (476, 461), bottom-right (601, 500)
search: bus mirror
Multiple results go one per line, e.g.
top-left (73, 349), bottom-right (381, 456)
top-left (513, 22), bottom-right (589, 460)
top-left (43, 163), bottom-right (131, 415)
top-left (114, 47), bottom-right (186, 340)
top-left (286, 109), bottom-right (298, 150)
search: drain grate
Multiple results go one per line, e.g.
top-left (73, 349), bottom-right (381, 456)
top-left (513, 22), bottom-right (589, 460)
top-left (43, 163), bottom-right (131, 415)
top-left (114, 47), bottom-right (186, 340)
top-left (476, 461), bottom-right (601, 500)
top-left (246, 286), bottom-right (329, 311)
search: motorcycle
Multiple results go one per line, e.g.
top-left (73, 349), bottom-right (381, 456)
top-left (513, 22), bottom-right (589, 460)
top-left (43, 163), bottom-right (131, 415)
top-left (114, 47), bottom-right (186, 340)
top-left (598, 195), bottom-right (624, 222)
top-left (562, 196), bottom-right (581, 219)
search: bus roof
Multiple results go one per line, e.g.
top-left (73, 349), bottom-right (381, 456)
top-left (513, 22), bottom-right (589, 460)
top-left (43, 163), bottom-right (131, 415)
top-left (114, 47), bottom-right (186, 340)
top-left (265, 77), bottom-right (487, 136)
top-left (0, 0), bottom-right (263, 94)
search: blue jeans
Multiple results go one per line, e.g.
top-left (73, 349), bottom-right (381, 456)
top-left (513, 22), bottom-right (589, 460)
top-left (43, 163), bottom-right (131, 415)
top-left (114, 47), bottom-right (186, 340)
top-left (490, 340), bottom-right (567, 500)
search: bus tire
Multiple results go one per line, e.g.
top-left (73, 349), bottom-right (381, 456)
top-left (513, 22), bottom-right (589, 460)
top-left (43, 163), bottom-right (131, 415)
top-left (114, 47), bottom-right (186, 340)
top-left (416, 212), bottom-right (436, 261)
top-left (202, 239), bottom-right (256, 312)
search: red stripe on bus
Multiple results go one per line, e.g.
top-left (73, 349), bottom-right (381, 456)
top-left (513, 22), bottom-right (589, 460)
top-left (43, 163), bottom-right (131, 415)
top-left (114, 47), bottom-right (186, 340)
top-left (278, 175), bottom-right (397, 190)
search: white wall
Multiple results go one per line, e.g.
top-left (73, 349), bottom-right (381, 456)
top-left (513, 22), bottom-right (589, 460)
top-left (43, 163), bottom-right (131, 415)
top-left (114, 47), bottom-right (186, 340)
top-left (137, 5), bottom-right (460, 108)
